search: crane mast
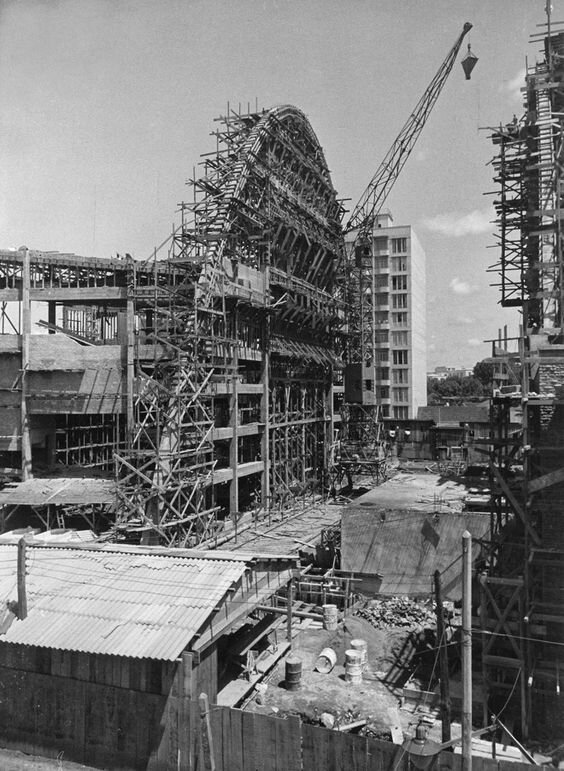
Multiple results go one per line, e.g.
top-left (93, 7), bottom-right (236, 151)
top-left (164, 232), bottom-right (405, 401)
top-left (346, 22), bottom-right (473, 376)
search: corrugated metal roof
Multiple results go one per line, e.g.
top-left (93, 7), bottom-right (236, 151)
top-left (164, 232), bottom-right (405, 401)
top-left (0, 477), bottom-right (116, 506)
top-left (0, 544), bottom-right (251, 660)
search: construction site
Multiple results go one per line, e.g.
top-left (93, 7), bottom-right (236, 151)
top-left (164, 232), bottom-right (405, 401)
top-left (0, 5), bottom-right (562, 771)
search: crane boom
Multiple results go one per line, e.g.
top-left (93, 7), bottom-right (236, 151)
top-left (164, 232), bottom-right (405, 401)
top-left (346, 22), bottom-right (472, 234)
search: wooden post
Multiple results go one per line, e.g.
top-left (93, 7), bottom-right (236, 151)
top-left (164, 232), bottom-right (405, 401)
top-left (17, 537), bottom-right (27, 619)
top-left (462, 531), bottom-right (472, 771)
top-left (434, 569), bottom-right (451, 743)
top-left (287, 577), bottom-right (294, 644)
top-left (199, 692), bottom-right (215, 771)
top-left (21, 248), bottom-right (32, 481)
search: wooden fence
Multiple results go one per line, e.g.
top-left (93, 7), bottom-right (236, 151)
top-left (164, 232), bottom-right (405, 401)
top-left (194, 703), bottom-right (532, 771)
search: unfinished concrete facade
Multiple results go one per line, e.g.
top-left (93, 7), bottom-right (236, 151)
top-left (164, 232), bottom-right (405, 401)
top-left (0, 105), bottom-right (347, 546)
top-left (485, 24), bottom-right (564, 739)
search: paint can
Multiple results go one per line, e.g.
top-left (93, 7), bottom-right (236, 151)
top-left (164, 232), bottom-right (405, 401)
top-left (350, 638), bottom-right (368, 668)
top-left (344, 649), bottom-right (363, 684)
top-left (322, 603), bottom-right (338, 631)
top-left (285, 655), bottom-right (302, 691)
top-left (314, 647), bottom-right (337, 674)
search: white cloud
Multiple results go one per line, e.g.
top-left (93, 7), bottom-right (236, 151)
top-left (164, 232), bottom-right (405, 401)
top-left (502, 68), bottom-right (526, 104)
top-left (449, 277), bottom-right (476, 295)
top-left (468, 337), bottom-right (483, 347)
top-left (421, 209), bottom-right (492, 237)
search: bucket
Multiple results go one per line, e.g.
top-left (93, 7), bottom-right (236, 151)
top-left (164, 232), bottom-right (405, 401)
top-left (285, 655), bottom-right (302, 691)
top-left (322, 603), bottom-right (338, 631)
top-left (344, 649), bottom-right (363, 685)
top-left (350, 638), bottom-right (368, 668)
top-left (314, 647), bottom-right (337, 674)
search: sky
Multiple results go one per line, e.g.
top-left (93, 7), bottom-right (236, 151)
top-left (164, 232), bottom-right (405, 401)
top-left (0, 0), bottom-right (546, 368)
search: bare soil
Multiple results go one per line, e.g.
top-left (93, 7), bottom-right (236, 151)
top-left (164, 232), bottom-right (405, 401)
top-left (244, 615), bottom-right (424, 737)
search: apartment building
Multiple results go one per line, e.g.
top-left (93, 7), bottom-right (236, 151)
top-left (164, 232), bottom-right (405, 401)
top-left (345, 210), bottom-right (427, 420)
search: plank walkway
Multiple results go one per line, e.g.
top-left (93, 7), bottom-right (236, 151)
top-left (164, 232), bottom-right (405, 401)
top-left (220, 500), bottom-right (344, 555)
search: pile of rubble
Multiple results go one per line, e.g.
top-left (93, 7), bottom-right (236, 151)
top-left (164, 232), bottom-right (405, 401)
top-left (355, 597), bottom-right (436, 629)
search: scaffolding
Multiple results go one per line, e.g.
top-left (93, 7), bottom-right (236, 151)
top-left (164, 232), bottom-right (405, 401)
top-left (112, 104), bottom-right (347, 545)
top-left (484, 18), bottom-right (564, 740)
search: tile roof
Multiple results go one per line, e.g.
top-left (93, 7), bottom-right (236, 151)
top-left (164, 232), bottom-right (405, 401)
top-left (0, 544), bottom-right (268, 660)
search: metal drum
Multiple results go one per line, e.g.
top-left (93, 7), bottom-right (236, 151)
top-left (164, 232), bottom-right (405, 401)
top-left (285, 655), bottom-right (303, 691)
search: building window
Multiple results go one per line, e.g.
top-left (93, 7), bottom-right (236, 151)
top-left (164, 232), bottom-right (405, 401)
top-left (392, 387), bottom-right (409, 402)
top-left (376, 293), bottom-right (389, 306)
top-left (376, 350), bottom-right (389, 362)
top-left (392, 312), bottom-right (408, 326)
top-left (379, 386), bottom-right (389, 399)
top-left (381, 405), bottom-right (390, 418)
top-left (376, 311), bottom-right (389, 325)
top-left (374, 237), bottom-right (388, 255)
top-left (392, 331), bottom-right (408, 346)
top-left (392, 275), bottom-right (408, 291)
top-left (392, 368), bottom-right (409, 384)
top-left (392, 294), bottom-right (408, 309)
top-left (393, 350), bottom-right (408, 365)
top-left (391, 237), bottom-right (408, 254)
top-left (375, 257), bottom-right (388, 269)
top-left (378, 367), bottom-right (389, 381)
top-left (392, 256), bottom-right (407, 272)
top-left (375, 330), bottom-right (389, 344)
top-left (393, 406), bottom-right (408, 419)
top-left (375, 275), bottom-right (388, 289)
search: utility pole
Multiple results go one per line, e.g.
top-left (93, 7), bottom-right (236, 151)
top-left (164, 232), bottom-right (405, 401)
top-left (462, 531), bottom-right (472, 771)
top-left (21, 248), bottom-right (32, 481)
top-left (17, 537), bottom-right (27, 620)
top-left (434, 569), bottom-right (451, 742)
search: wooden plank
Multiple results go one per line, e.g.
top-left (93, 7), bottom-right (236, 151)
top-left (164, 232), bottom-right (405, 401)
top-left (275, 713), bottom-right (301, 771)
top-left (327, 729), bottom-right (345, 771)
top-left (241, 710), bottom-right (257, 771)
top-left (367, 739), bottom-right (404, 771)
top-left (256, 710), bottom-right (277, 770)
top-left (221, 705), bottom-right (231, 771)
top-left (208, 701), bottom-right (224, 771)
top-left (229, 707), bottom-right (244, 771)
top-left (340, 731), bottom-right (368, 771)
top-left (528, 465), bottom-right (564, 493)
top-left (303, 724), bottom-right (331, 771)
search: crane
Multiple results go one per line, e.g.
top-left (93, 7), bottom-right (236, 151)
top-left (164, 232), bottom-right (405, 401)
top-left (345, 21), bottom-right (474, 378)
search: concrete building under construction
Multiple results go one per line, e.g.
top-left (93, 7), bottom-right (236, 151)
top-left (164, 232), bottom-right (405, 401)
top-left (0, 104), bottom-right (347, 547)
top-left (484, 20), bottom-right (564, 740)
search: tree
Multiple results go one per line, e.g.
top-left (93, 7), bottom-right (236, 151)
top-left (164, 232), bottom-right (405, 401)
top-left (461, 376), bottom-right (484, 397)
top-left (473, 360), bottom-right (494, 389)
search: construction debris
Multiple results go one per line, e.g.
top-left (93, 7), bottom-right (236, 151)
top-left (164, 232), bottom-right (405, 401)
top-left (355, 597), bottom-right (436, 630)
